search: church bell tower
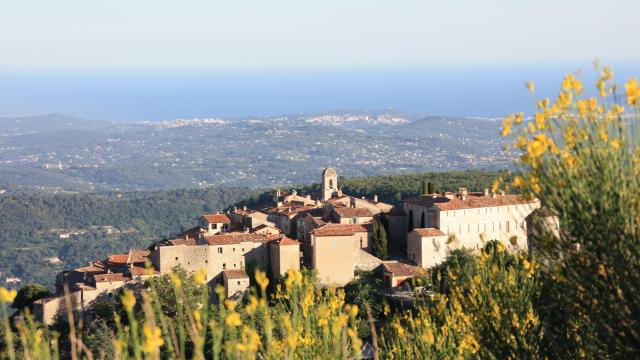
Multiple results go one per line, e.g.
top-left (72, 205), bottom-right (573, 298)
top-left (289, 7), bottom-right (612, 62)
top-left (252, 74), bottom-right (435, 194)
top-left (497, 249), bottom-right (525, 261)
top-left (321, 167), bottom-right (338, 201)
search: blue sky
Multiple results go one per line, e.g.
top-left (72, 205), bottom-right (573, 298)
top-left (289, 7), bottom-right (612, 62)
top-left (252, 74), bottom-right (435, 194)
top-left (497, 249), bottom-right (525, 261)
top-left (1, 0), bottom-right (639, 70)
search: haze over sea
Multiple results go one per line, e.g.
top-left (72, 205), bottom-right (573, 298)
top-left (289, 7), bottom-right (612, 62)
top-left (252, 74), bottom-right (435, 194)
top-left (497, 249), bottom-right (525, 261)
top-left (1, 63), bottom-right (638, 122)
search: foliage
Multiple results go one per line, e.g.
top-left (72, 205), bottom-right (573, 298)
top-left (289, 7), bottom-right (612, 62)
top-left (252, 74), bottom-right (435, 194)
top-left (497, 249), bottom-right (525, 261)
top-left (371, 220), bottom-right (388, 260)
top-left (12, 284), bottom-right (51, 312)
top-left (343, 271), bottom-right (384, 337)
top-left (499, 65), bottom-right (640, 357)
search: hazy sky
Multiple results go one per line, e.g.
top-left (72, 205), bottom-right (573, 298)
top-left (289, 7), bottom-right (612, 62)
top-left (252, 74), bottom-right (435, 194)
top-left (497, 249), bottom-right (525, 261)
top-left (1, 0), bottom-right (639, 70)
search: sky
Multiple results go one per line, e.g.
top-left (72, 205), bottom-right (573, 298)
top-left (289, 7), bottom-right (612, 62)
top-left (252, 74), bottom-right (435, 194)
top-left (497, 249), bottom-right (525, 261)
top-left (1, 0), bottom-right (639, 70)
top-left (0, 1), bottom-right (638, 120)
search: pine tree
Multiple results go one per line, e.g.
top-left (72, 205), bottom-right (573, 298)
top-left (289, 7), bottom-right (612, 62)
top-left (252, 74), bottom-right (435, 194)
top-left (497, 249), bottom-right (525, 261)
top-left (371, 220), bottom-right (388, 260)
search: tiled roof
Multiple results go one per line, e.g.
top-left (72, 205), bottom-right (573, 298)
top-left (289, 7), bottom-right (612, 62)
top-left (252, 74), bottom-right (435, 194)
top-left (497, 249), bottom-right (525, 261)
top-left (223, 269), bottom-right (249, 279)
top-left (203, 233), bottom-right (268, 245)
top-left (412, 228), bottom-right (446, 237)
top-left (405, 193), bottom-right (534, 210)
top-left (168, 238), bottom-right (197, 246)
top-left (383, 262), bottom-right (421, 277)
top-left (107, 254), bottom-right (129, 264)
top-left (313, 223), bottom-right (370, 236)
top-left (333, 207), bottom-right (373, 218)
top-left (129, 265), bottom-right (159, 277)
top-left (93, 273), bottom-right (129, 283)
top-left (129, 249), bottom-right (150, 263)
top-left (201, 214), bottom-right (231, 223)
top-left (271, 235), bottom-right (300, 246)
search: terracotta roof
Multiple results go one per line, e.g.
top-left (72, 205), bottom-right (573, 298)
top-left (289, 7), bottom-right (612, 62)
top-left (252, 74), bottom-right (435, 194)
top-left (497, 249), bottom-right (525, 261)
top-left (333, 207), bottom-right (373, 218)
top-left (168, 238), bottom-right (197, 246)
top-left (129, 265), bottom-right (159, 277)
top-left (223, 269), bottom-right (249, 279)
top-left (313, 223), bottom-right (370, 236)
top-left (412, 228), bottom-right (446, 237)
top-left (93, 273), bottom-right (129, 283)
top-left (201, 214), bottom-right (231, 223)
top-left (75, 261), bottom-right (107, 273)
top-left (405, 193), bottom-right (535, 211)
top-left (383, 262), bottom-right (421, 277)
top-left (129, 249), bottom-right (150, 263)
top-left (203, 233), bottom-right (268, 245)
top-left (271, 235), bottom-right (300, 246)
top-left (107, 254), bottom-right (129, 264)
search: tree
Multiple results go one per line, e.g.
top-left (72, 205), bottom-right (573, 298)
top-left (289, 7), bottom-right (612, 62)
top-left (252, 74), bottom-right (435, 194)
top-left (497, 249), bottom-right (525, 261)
top-left (427, 181), bottom-right (434, 194)
top-left (12, 284), bottom-right (51, 312)
top-left (344, 271), bottom-right (384, 337)
top-left (422, 180), bottom-right (429, 195)
top-left (371, 220), bottom-right (388, 260)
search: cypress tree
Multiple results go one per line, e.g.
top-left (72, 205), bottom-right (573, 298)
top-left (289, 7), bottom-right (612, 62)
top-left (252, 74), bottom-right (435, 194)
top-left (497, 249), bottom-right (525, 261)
top-left (372, 220), bottom-right (388, 260)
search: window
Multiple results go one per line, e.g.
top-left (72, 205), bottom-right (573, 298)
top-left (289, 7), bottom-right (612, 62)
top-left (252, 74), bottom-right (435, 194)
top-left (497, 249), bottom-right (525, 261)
top-left (223, 263), bottom-right (226, 269)
top-left (237, 281), bottom-right (241, 285)
top-left (205, 260), bottom-right (208, 264)
top-left (233, 247), bottom-right (236, 252)
top-left (506, 221), bottom-right (510, 232)
top-left (175, 257), bottom-right (178, 261)
top-left (213, 223), bottom-right (218, 229)
top-left (218, 247), bottom-right (223, 254)
top-left (233, 263), bottom-right (236, 268)
top-left (458, 225), bottom-right (462, 234)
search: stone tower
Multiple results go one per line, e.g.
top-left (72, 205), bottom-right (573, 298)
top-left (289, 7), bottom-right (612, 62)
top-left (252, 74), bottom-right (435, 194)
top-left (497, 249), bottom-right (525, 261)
top-left (321, 167), bottom-right (338, 201)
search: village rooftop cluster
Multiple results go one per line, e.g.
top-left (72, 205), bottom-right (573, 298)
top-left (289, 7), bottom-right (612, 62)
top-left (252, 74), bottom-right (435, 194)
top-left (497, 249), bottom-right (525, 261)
top-left (33, 168), bottom-right (557, 324)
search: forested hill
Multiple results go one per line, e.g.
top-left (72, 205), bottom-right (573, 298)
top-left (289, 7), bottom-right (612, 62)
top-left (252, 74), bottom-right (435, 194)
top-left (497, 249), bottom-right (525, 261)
top-left (0, 170), bottom-right (503, 287)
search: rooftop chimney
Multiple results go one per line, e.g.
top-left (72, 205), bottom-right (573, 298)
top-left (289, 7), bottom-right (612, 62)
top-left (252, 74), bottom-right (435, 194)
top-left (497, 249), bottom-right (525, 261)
top-left (484, 188), bottom-right (489, 197)
top-left (374, 194), bottom-right (378, 202)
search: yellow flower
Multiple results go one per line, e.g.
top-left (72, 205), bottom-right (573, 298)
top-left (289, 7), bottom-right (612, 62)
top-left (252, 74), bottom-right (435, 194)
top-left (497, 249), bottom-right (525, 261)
top-left (562, 74), bottom-right (574, 91)
top-left (512, 176), bottom-right (524, 187)
top-left (142, 324), bottom-right (164, 354)
top-left (557, 91), bottom-right (573, 108)
top-left (572, 79), bottom-right (583, 94)
top-left (0, 287), bottom-right (17, 303)
top-left (169, 272), bottom-right (182, 288)
top-left (255, 270), bottom-right (269, 292)
top-left (625, 78), bottom-right (639, 105)
top-left (611, 138), bottom-right (620, 150)
top-left (120, 289), bottom-right (136, 311)
top-left (527, 134), bottom-right (551, 159)
top-left (601, 66), bottom-right (614, 80)
top-left (534, 112), bottom-right (546, 130)
top-left (246, 295), bottom-right (259, 315)
top-left (588, 97), bottom-right (598, 111)
top-left (597, 79), bottom-right (607, 98)
top-left (225, 312), bottom-right (242, 327)
top-left (537, 97), bottom-right (549, 109)
top-left (501, 115), bottom-right (513, 137)
top-left (194, 268), bottom-right (207, 285)
top-left (525, 81), bottom-right (535, 92)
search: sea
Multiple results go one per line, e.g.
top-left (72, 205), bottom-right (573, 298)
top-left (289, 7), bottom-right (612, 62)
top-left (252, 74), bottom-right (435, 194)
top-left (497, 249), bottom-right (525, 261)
top-left (0, 62), bottom-right (638, 122)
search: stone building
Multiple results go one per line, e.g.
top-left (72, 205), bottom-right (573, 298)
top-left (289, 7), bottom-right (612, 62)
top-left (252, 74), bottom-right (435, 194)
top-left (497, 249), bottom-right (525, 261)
top-left (222, 269), bottom-right (250, 299)
top-left (310, 223), bottom-right (381, 286)
top-left (200, 214), bottom-right (231, 236)
top-left (382, 261), bottom-right (421, 288)
top-left (405, 188), bottom-right (540, 269)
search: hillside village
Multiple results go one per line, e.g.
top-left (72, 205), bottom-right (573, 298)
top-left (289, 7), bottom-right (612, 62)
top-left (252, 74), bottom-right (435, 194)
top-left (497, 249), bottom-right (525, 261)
top-left (33, 168), bottom-right (557, 324)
